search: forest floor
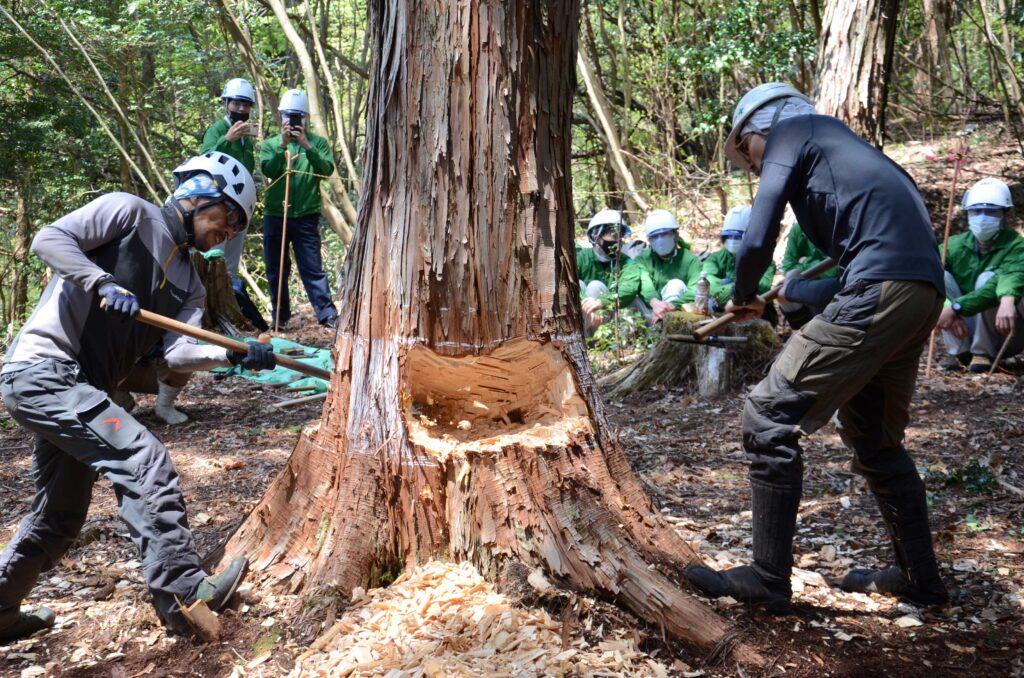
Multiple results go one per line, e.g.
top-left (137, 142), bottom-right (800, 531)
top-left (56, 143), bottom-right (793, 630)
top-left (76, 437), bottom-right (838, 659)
top-left (1, 130), bottom-right (1024, 677)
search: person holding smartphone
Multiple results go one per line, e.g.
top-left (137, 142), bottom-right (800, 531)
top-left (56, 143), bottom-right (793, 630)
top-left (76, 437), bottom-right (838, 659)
top-left (131, 77), bottom-right (267, 428)
top-left (260, 89), bottom-right (339, 329)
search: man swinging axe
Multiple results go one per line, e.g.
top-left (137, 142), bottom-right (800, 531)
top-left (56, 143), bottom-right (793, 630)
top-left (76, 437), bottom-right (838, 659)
top-left (0, 151), bottom-right (276, 641)
top-left (685, 84), bottom-right (949, 611)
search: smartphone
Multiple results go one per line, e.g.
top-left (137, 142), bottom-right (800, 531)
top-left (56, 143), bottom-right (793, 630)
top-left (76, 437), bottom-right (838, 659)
top-left (287, 112), bottom-right (303, 135)
top-left (244, 122), bottom-right (259, 136)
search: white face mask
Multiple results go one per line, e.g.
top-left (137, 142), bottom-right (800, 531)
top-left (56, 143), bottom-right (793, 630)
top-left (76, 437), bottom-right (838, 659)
top-left (968, 213), bottom-right (1002, 242)
top-left (724, 238), bottom-right (742, 255)
top-left (650, 233), bottom-right (677, 257)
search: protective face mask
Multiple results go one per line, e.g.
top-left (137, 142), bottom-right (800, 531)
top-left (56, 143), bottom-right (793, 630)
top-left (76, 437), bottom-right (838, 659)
top-left (968, 213), bottom-right (1002, 242)
top-left (228, 110), bottom-right (250, 123)
top-left (599, 239), bottom-right (620, 259)
top-left (650, 234), bottom-right (676, 257)
top-left (724, 238), bottom-right (742, 255)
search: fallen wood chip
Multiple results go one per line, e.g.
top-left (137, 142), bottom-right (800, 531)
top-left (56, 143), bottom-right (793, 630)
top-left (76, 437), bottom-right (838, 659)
top-left (179, 599), bottom-right (220, 642)
top-left (288, 560), bottom-right (669, 676)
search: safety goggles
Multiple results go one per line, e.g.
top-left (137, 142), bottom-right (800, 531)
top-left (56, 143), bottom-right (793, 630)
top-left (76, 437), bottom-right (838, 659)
top-left (224, 201), bottom-right (246, 233)
top-left (966, 206), bottom-right (1006, 218)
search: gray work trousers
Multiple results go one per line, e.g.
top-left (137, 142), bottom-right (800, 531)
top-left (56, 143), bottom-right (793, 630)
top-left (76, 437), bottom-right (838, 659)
top-left (942, 271), bottom-right (1024, 359)
top-left (0, 359), bottom-right (205, 632)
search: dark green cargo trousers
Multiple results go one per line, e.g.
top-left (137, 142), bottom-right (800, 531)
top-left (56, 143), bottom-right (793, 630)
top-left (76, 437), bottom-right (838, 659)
top-left (742, 280), bottom-right (942, 488)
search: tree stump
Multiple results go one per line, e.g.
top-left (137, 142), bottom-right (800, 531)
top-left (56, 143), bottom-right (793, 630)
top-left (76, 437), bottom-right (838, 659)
top-left (600, 312), bottom-right (780, 399)
top-left (190, 251), bottom-right (253, 335)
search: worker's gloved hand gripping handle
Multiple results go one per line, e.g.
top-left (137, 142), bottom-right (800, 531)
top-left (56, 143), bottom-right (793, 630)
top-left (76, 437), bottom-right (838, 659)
top-left (227, 341), bottom-right (277, 372)
top-left (98, 282), bottom-right (140, 320)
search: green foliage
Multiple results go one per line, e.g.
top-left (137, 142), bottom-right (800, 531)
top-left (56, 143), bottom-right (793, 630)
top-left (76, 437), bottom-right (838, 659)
top-left (586, 307), bottom-right (661, 360)
top-left (924, 459), bottom-right (999, 495)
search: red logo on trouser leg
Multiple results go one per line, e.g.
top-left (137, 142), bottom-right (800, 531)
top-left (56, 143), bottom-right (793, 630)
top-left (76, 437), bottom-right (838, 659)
top-left (101, 417), bottom-right (122, 431)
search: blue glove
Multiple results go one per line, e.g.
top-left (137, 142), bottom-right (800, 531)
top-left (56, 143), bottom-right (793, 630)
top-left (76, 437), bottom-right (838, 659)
top-left (98, 282), bottom-right (140, 319)
top-left (227, 341), bottom-right (276, 371)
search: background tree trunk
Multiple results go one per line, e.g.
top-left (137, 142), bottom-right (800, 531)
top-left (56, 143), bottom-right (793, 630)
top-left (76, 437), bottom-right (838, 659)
top-left (921, 0), bottom-right (952, 112)
top-left (227, 0), bottom-right (756, 662)
top-left (10, 189), bottom-right (33, 327)
top-left (813, 0), bottom-right (900, 146)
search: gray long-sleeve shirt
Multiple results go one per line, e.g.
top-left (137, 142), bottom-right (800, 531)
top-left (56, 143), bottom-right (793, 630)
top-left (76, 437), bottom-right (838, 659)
top-left (5, 193), bottom-right (230, 391)
top-left (734, 115), bottom-right (944, 304)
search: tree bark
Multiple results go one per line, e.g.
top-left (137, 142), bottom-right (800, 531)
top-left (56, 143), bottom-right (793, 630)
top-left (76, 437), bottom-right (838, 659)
top-left (227, 0), bottom-right (757, 663)
top-left (920, 0), bottom-right (952, 111)
top-left (10, 189), bottom-right (33, 327)
top-left (190, 252), bottom-right (254, 335)
top-left (813, 0), bottom-right (900, 146)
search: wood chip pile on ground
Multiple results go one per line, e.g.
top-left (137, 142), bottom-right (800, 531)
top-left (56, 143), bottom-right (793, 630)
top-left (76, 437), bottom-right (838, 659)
top-left (291, 560), bottom-right (672, 677)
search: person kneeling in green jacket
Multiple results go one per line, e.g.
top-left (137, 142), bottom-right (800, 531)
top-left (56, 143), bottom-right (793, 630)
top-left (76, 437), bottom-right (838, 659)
top-left (617, 209), bottom-right (702, 324)
top-left (577, 208), bottom-right (632, 332)
top-left (936, 177), bottom-right (1024, 373)
top-left (703, 205), bottom-right (775, 317)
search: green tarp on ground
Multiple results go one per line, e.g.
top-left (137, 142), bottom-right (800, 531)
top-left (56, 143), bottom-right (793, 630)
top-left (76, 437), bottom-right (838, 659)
top-left (210, 336), bottom-right (332, 394)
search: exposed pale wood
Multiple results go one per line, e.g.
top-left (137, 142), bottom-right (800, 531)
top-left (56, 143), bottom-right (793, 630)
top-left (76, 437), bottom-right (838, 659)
top-left (179, 599), bottom-right (220, 642)
top-left (229, 0), bottom-right (758, 663)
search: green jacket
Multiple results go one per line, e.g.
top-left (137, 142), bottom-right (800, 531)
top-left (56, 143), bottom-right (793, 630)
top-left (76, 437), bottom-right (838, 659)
top-left (703, 247), bottom-right (776, 307)
top-left (618, 242), bottom-right (702, 307)
top-left (781, 224), bottom-right (839, 279)
top-left (201, 117), bottom-right (256, 175)
top-left (576, 246), bottom-right (631, 304)
top-left (261, 133), bottom-right (335, 217)
top-left (941, 229), bottom-right (1024, 316)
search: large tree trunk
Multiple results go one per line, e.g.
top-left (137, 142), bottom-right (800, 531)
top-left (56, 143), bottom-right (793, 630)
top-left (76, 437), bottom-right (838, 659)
top-left (813, 0), bottom-right (900, 146)
top-left (227, 0), bottom-right (757, 663)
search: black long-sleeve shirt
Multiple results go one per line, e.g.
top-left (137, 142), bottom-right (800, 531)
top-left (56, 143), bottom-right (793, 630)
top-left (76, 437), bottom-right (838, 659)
top-left (734, 115), bottom-right (944, 304)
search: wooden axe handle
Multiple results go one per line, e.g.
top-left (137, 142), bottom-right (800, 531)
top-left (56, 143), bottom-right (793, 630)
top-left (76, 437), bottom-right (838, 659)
top-left (135, 308), bottom-right (334, 381)
top-left (693, 257), bottom-right (836, 341)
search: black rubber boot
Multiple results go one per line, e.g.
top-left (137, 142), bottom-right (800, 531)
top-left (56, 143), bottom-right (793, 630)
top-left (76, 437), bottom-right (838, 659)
top-left (686, 482), bottom-right (801, 613)
top-left (0, 607), bottom-right (55, 643)
top-left (189, 556), bottom-right (248, 612)
top-left (839, 471), bottom-right (948, 607)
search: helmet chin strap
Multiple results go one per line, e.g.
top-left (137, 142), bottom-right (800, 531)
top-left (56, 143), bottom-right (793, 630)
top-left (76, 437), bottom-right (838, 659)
top-left (169, 198), bottom-right (198, 248)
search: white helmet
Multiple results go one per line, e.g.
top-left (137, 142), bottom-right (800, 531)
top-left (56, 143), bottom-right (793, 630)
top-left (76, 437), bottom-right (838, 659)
top-left (587, 209), bottom-right (630, 240)
top-left (171, 152), bottom-right (257, 230)
top-left (963, 177), bottom-right (1012, 210)
top-left (721, 205), bottom-right (752, 236)
top-left (279, 89), bottom-right (310, 115)
top-left (725, 83), bottom-right (812, 169)
top-left (643, 209), bottom-right (678, 239)
top-left (221, 78), bottom-right (256, 103)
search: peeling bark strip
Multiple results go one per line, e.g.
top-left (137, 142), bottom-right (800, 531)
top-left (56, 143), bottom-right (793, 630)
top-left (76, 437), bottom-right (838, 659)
top-left (228, 0), bottom-right (758, 663)
top-left (813, 0), bottom-right (899, 147)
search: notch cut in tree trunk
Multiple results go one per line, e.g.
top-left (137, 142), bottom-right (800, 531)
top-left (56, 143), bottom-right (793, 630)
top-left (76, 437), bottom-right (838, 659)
top-left (226, 0), bottom-right (759, 665)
